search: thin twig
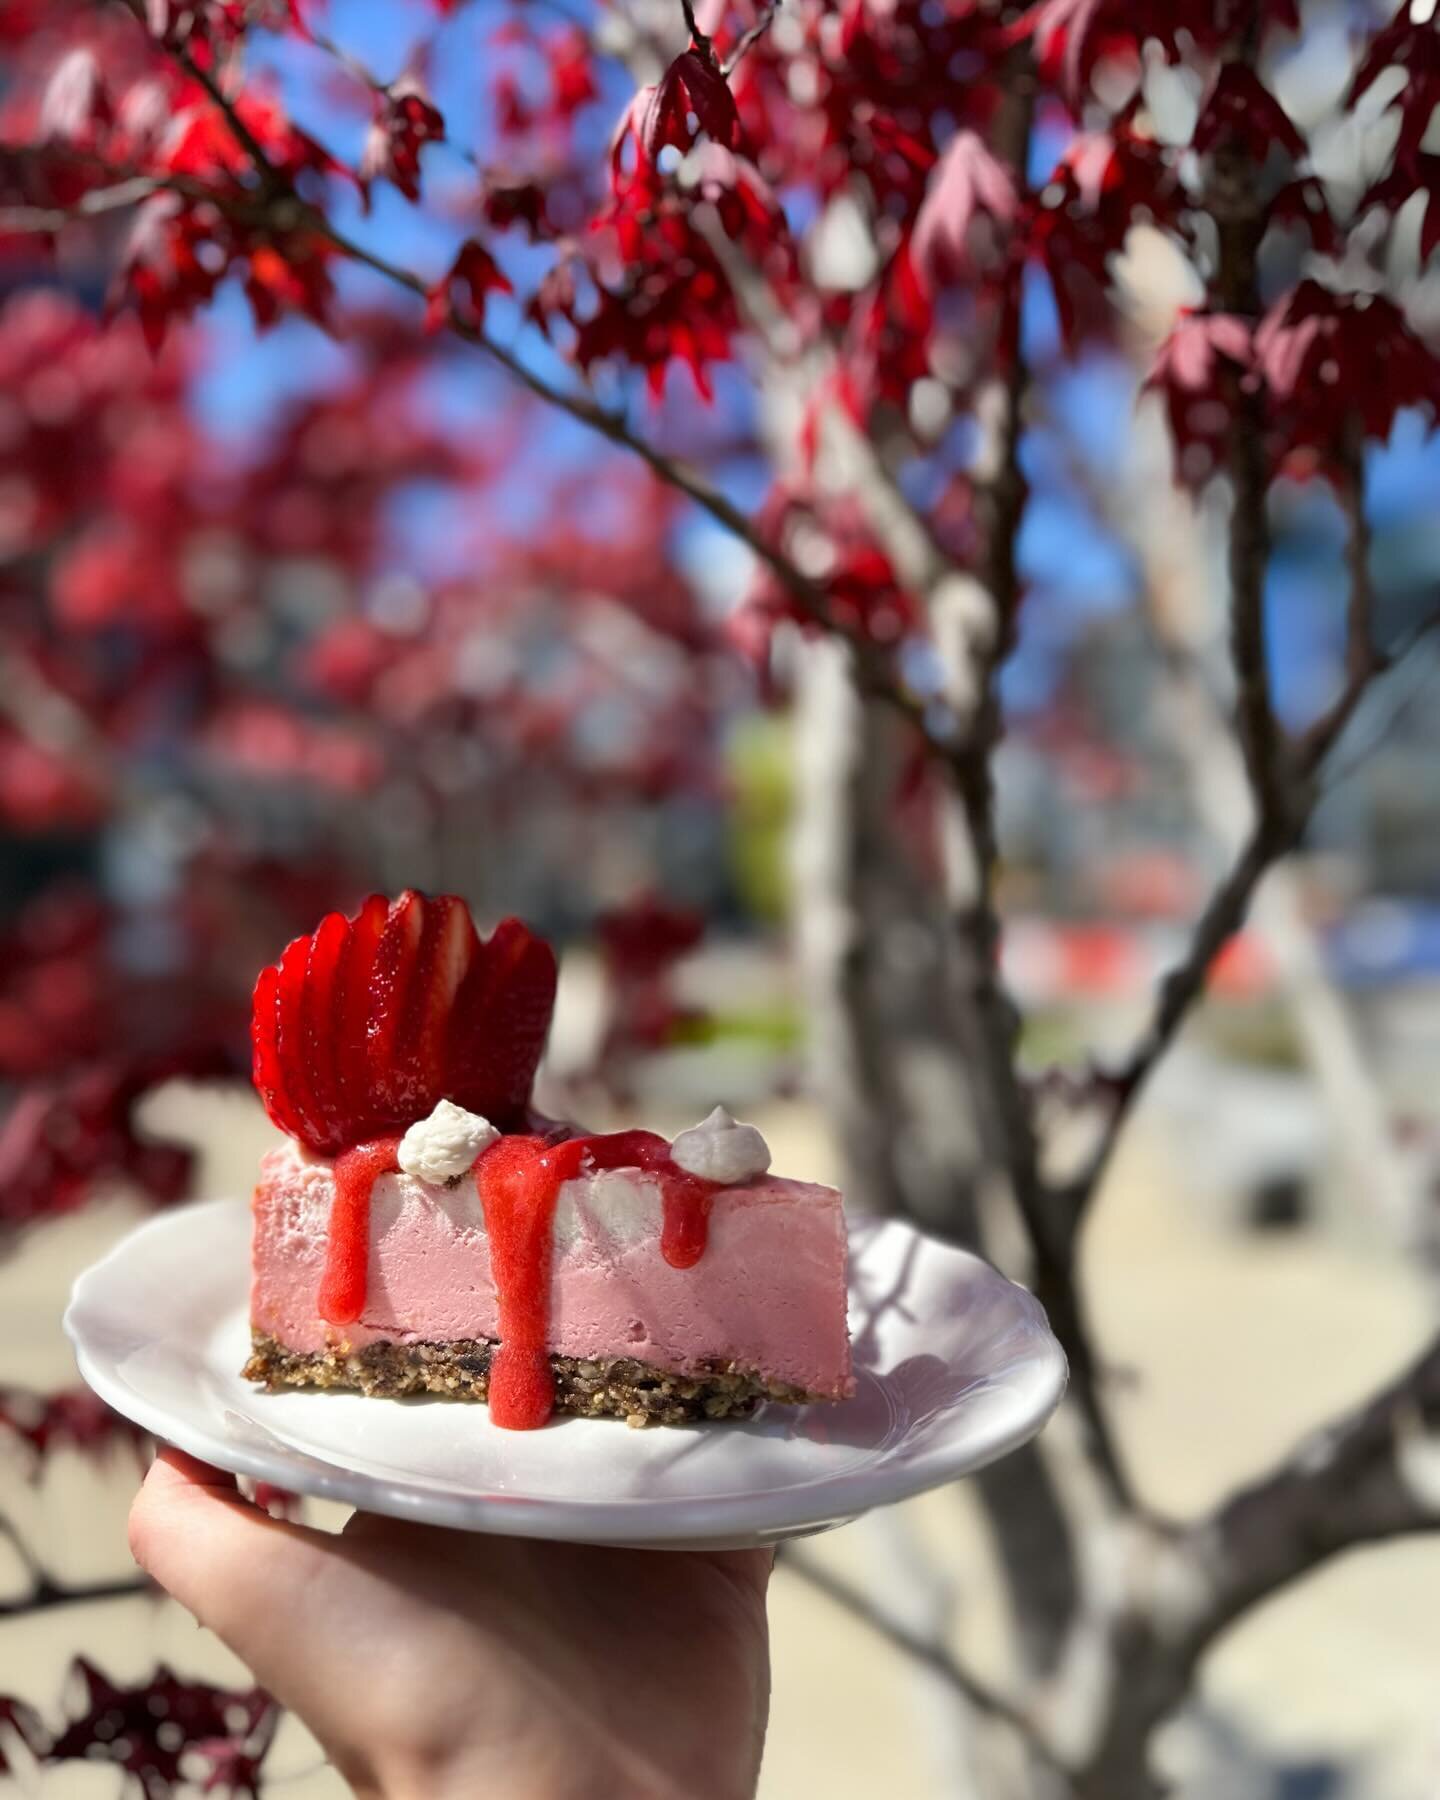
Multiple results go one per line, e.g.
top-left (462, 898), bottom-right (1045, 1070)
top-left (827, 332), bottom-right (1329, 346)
top-left (1203, 14), bottom-right (1290, 837)
top-left (1323, 613), bottom-right (1440, 789)
top-left (950, 330), bottom-right (1041, 1235)
top-left (782, 1551), bottom-right (1069, 1778)
top-left (1069, 26), bottom-right (1325, 1231)
top-left (309, 29), bottom-right (383, 96)
top-left (1224, 367), bottom-right (1289, 828)
top-left (170, 39), bottom-right (281, 189)
top-left (0, 1514), bottom-right (41, 1585)
top-left (0, 1575), bottom-right (151, 1618)
top-left (0, 175), bottom-right (161, 235)
top-left (678, 0), bottom-right (713, 61)
top-left (1075, 817), bottom-right (1282, 1201)
top-left (1299, 427), bottom-right (1380, 769)
top-left (723, 1), bottom-right (779, 76)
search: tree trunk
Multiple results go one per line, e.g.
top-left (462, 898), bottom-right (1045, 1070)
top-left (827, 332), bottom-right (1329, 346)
top-left (792, 636), bottom-right (1086, 1720)
top-left (792, 635), bottom-right (986, 1238)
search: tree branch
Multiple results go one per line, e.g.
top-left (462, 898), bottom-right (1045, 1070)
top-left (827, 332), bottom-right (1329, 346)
top-left (1070, 20), bottom-right (1397, 1219)
top-left (949, 334), bottom-right (1044, 1238)
top-left (1076, 1330), bottom-right (1440, 1795)
top-left (1208, 19), bottom-right (1289, 833)
top-left (1299, 428), bottom-right (1381, 769)
top-left (677, 0), bottom-right (713, 61)
top-left (1223, 365), bottom-right (1288, 829)
top-left (933, 71), bottom-right (1046, 1271)
top-left (1075, 815), bottom-right (1284, 1200)
top-left (1077, 589), bottom-right (1440, 1205)
top-left (0, 175), bottom-right (161, 234)
top-left (783, 1549), bottom-right (1070, 1779)
top-left (328, 217), bottom-right (944, 725)
top-left (1196, 1329), bottom-right (1440, 1637)
top-left (931, 70), bottom-right (1133, 1515)
top-left (0, 1574), bottom-right (151, 1619)
top-left (723, 2), bottom-right (779, 76)
top-left (165, 28), bottom-right (282, 190)
top-left (127, 12), bottom-right (971, 769)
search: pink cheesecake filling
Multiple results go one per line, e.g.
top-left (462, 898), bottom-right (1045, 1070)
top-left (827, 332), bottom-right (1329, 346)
top-left (251, 1143), bottom-right (854, 1398)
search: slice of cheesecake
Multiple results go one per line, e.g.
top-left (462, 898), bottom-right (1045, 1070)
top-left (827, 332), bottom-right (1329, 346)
top-left (245, 1129), bottom-right (852, 1426)
top-left (243, 892), bottom-right (852, 1428)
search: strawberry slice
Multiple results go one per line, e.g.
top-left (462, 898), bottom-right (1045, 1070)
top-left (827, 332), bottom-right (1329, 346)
top-left (448, 917), bottom-right (557, 1123)
top-left (366, 890), bottom-right (427, 1117)
top-left (300, 909), bottom-right (349, 1137)
top-left (251, 892), bottom-right (559, 1155)
top-left (332, 893), bottom-right (389, 1132)
top-left (251, 964), bottom-right (303, 1141)
top-left (274, 931), bottom-right (327, 1149)
top-left (394, 894), bottom-right (478, 1117)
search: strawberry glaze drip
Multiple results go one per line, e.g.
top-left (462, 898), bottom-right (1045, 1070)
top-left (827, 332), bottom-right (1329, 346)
top-left (317, 1138), bottom-right (400, 1325)
top-left (474, 1129), bottom-right (723, 1429)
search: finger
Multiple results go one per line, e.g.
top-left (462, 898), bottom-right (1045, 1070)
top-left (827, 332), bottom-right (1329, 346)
top-left (128, 1446), bottom-right (332, 1655)
top-left (128, 1450), bottom-right (405, 1793)
top-left (150, 1445), bottom-right (241, 1496)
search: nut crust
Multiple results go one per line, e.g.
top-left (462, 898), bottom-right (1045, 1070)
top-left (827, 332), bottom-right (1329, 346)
top-left (243, 1331), bottom-right (823, 1426)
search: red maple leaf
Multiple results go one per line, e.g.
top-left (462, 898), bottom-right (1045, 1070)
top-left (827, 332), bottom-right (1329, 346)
top-left (48, 1661), bottom-right (278, 1800)
top-left (1361, 151), bottom-right (1440, 263)
top-left (645, 50), bottom-right (742, 157)
top-left (1267, 175), bottom-right (1338, 255)
top-left (0, 1696), bottom-right (47, 1775)
top-left (1254, 280), bottom-right (1440, 459)
top-left (482, 172), bottom-right (553, 239)
top-left (1027, 128), bottom-right (1179, 348)
top-left (1146, 310), bottom-right (1253, 486)
top-left (37, 48), bottom-right (112, 150)
top-left (360, 77), bottom-right (445, 203)
top-left (1192, 63), bottom-right (1304, 162)
top-left (593, 895), bottom-right (707, 1090)
top-left (1024, 0), bottom-right (1301, 105)
top-left (118, 191), bottom-right (336, 350)
top-left (909, 129), bottom-right (1018, 294)
top-left (611, 48), bottom-right (745, 212)
top-left (0, 1387), bottom-right (148, 1472)
top-left (574, 190), bottom-right (742, 400)
top-left (742, 486), bottom-right (923, 651)
top-left (160, 84), bottom-right (342, 190)
top-left (597, 895), bottom-right (705, 977)
top-left (424, 238), bottom-right (513, 334)
top-left (1350, 7), bottom-right (1440, 158)
top-left (548, 26), bottom-right (599, 117)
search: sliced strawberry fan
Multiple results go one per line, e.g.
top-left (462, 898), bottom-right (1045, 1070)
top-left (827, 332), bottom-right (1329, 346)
top-left (252, 891), bottom-right (557, 1155)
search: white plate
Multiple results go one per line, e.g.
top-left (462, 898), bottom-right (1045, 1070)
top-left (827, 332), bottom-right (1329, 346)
top-left (64, 1197), bottom-right (1067, 1550)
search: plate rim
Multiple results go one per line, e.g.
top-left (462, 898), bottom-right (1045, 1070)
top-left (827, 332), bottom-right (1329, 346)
top-left (64, 1196), bottom-right (1068, 1545)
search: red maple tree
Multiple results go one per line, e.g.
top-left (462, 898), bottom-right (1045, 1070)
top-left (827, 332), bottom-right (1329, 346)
top-left (1, 1), bottom-right (1439, 1794)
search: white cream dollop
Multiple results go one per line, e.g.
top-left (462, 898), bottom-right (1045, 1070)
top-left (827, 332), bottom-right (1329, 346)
top-left (397, 1098), bottom-right (499, 1186)
top-left (669, 1105), bottom-right (771, 1185)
